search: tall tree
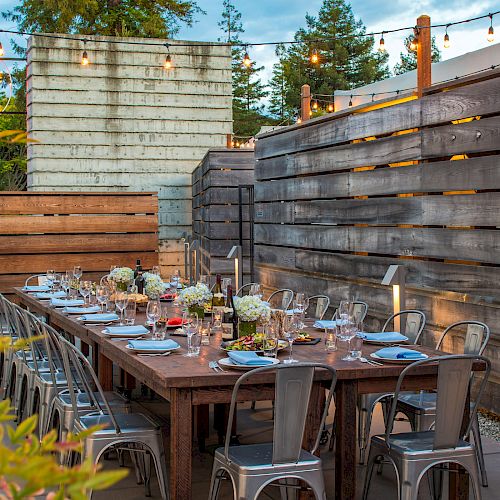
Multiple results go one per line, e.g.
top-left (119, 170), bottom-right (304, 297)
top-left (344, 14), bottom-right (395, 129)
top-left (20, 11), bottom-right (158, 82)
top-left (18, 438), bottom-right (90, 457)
top-left (3, 0), bottom-right (202, 39)
top-left (393, 34), bottom-right (441, 75)
top-left (218, 0), bottom-right (268, 137)
top-left (269, 0), bottom-right (389, 118)
top-left (268, 44), bottom-right (294, 122)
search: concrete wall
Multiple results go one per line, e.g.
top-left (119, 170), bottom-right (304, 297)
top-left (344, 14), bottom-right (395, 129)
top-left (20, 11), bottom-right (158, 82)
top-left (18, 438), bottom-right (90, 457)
top-left (26, 34), bottom-right (232, 275)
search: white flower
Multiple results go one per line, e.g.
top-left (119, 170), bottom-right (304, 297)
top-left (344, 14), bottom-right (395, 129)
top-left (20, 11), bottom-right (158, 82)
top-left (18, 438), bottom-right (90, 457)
top-left (143, 272), bottom-right (167, 298)
top-left (178, 283), bottom-right (212, 307)
top-left (109, 267), bottom-right (134, 284)
top-left (233, 295), bottom-right (271, 322)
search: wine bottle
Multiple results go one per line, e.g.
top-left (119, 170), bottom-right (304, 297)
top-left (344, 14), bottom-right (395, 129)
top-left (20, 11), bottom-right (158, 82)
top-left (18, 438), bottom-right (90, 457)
top-left (222, 285), bottom-right (234, 340)
top-left (212, 274), bottom-right (225, 308)
top-left (134, 260), bottom-right (144, 294)
top-left (134, 259), bottom-right (142, 278)
top-left (231, 290), bottom-right (239, 340)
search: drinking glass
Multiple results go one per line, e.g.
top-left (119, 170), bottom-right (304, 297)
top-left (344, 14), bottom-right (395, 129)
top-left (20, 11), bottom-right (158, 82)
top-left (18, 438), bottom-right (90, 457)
top-left (155, 319), bottom-right (167, 341)
top-left (263, 323), bottom-right (278, 357)
top-left (170, 274), bottom-right (179, 293)
top-left (79, 280), bottom-right (92, 306)
top-left (190, 330), bottom-right (202, 356)
top-left (96, 285), bottom-right (109, 312)
top-left (222, 278), bottom-right (232, 298)
top-left (124, 301), bottom-right (136, 326)
top-left (183, 312), bottom-right (200, 357)
top-left (73, 266), bottom-right (82, 283)
top-left (200, 320), bottom-right (211, 345)
top-left (324, 325), bottom-right (338, 352)
top-left (349, 320), bottom-right (364, 359)
top-left (151, 265), bottom-right (161, 276)
top-left (212, 309), bottom-right (222, 330)
top-left (51, 273), bottom-right (62, 291)
top-left (115, 292), bottom-right (129, 326)
top-left (46, 269), bottom-right (55, 287)
top-left (249, 283), bottom-right (262, 298)
top-left (340, 320), bottom-right (357, 361)
top-left (283, 314), bottom-right (300, 364)
top-left (147, 299), bottom-right (162, 339)
top-left (60, 273), bottom-right (70, 298)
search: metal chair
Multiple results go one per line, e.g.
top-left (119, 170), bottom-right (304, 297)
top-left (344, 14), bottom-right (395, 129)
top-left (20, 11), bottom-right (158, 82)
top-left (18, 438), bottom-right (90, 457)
top-left (356, 310), bottom-right (426, 463)
top-left (59, 337), bottom-right (169, 500)
top-left (267, 289), bottom-right (294, 311)
top-left (396, 321), bottom-right (490, 487)
top-left (24, 274), bottom-right (49, 287)
top-left (362, 354), bottom-right (490, 500)
top-left (305, 295), bottom-right (330, 320)
top-left (236, 283), bottom-right (259, 297)
top-left (208, 362), bottom-right (336, 500)
top-left (332, 300), bottom-right (368, 324)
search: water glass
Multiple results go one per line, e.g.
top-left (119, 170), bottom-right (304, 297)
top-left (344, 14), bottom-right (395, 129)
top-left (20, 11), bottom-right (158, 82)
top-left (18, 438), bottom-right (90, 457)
top-left (146, 299), bottom-right (161, 339)
top-left (341, 320), bottom-right (357, 362)
top-left (95, 285), bottom-right (109, 312)
top-left (324, 326), bottom-right (338, 352)
top-left (155, 320), bottom-right (167, 341)
top-left (79, 280), bottom-right (92, 305)
top-left (151, 265), bottom-right (161, 276)
top-left (349, 334), bottom-right (363, 360)
top-left (115, 291), bottom-right (129, 326)
top-left (73, 265), bottom-right (82, 281)
top-left (106, 297), bottom-right (116, 313)
top-left (212, 309), bottom-right (222, 330)
top-left (222, 278), bottom-right (232, 298)
top-left (190, 331), bottom-right (202, 356)
top-left (200, 320), bottom-right (211, 345)
top-left (52, 273), bottom-right (62, 291)
top-left (124, 301), bottom-right (136, 326)
top-left (263, 324), bottom-right (278, 357)
top-left (183, 312), bottom-right (200, 357)
top-left (60, 273), bottom-right (70, 298)
top-left (199, 275), bottom-right (209, 285)
top-left (283, 314), bottom-right (300, 364)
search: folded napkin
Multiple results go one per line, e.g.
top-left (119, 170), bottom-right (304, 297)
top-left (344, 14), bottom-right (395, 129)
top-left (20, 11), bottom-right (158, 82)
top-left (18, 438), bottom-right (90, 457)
top-left (361, 331), bottom-right (409, 342)
top-left (63, 305), bottom-right (101, 314)
top-left (51, 298), bottom-right (84, 307)
top-left (167, 317), bottom-right (183, 326)
top-left (128, 339), bottom-right (179, 350)
top-left (374, 347), bottom-right (426, 360)
top-left (79, 313), bottom-right (119, 321)
top-left (36, 291), bottom-right (66, 299)
top-left (227, 351), bottom-right (274, 366)
top-left (23, 285), bottom-right (51, 292)
top-left (103, 325), bottom-right (149, 335)
top-left (313, 320), bottom-right (337, 329)
top-left (286, 308), bottom-right (304, 316)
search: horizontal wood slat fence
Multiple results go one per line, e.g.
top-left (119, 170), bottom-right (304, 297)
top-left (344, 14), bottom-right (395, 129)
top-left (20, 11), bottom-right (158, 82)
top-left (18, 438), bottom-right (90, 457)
top-left (192, 149), bottom-right (254, 277)
top-left (0, 192), bottom-right (158, 298)
top-left (254, 69), bottom-right (500, 412)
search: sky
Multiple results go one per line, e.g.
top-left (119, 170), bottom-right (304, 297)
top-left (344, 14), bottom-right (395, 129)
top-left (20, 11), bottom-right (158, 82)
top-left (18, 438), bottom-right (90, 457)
top-left (1, 0), bottom-right (499, 87)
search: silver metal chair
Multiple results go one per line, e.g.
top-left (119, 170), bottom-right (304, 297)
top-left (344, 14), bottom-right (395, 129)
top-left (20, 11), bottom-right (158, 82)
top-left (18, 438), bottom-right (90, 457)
top-left (396, 321), bottom-right (490, 487)
top-left (305, 295), bottom-right (330, 320)
top-left (24, 274), bottom-right (49, 287)
top-left (59, 337), bottom-right (169, 500)
top-left (356, 310), bottom-right (426, 463)
top-left (362, 354), bottom-right (490, 500)
top-left (267, 289), bottom-right (294, 311)
top-left (208, 362), bottom-right (336, 500)
top-left (236, 283), bottom-right (259, 297)
top-left (331, 300), bottom-right (368, 324)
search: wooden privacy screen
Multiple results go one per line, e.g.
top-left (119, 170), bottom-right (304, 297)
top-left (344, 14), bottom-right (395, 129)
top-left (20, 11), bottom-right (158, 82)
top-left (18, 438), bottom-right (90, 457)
top-left (0, 192), bottom-right (158, 298)
top-left (192, 148), bottom-right (254, 277)
top-left (254, 69), bottom-right (500, 412)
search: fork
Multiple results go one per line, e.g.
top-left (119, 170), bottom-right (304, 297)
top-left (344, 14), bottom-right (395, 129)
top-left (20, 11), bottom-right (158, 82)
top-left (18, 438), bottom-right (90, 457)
top-left (137, 351), bottom-right (171, 357)
top-left (209, 361), bottom-right (223, 372)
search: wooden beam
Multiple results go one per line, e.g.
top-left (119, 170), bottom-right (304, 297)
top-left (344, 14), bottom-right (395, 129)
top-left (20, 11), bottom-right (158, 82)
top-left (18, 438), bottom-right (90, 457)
top-left (417, 15), bottom-right (432, 97)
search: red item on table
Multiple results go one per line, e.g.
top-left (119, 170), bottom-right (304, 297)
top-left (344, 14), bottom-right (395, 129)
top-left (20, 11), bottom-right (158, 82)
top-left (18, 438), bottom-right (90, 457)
top-left (167, 317), bottom-right (183, 326)
top-left (161, 293), bottom-right (176, 300)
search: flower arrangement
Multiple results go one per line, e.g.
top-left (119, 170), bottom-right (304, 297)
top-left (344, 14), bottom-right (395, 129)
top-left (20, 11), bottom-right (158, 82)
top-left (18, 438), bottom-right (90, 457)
top-left (109, 267), bottom-right (134, 284)
top-left (233, 295), bottom-right (271, 323)
top-left (178, 283), bottom-right (212, 307)
top-left (143, 272), bottom-right (167, 298)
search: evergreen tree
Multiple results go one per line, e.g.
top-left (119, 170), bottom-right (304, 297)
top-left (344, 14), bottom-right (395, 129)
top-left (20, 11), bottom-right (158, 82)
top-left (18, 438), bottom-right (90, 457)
top-left (269, 0), bottom-right (389, 118)
top-left (393, 34), bottom-right (441, 75)
top-left (268, 45), bottom-right (294, 122)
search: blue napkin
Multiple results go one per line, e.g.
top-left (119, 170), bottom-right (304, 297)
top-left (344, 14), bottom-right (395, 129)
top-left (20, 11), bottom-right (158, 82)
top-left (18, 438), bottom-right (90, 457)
top-left (128, 339), bottom-right (179, 350)
top-left (314, 320), bottom-right (337, 329)
top-left (63, 305), bottom-right (101, 314)
top-left (286, 308), bottom-right (304, 316)
top-left (51, 298), bottom-right (84, 307)
top-left (361, 332), bottom-right (409, 342)
top-left (227, 351), bottom-right (274, 365)
top-left (375, 347), bottom-right (426, 360)
top-left (36, 291), bottom-right (66, 299)
top-left (23, 285), bottom-right (51, 292)
top-left (104, 325), bottom-right (149, 335)
top-left (79, 313), bottom-right (119, 321)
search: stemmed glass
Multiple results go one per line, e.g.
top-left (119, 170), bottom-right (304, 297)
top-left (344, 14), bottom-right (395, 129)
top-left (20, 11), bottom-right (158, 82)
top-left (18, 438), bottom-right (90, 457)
top-left (249, 283), bottom-right (262, 299)
top-left (79, 280), bottom-right (92, 305)
top-left (52, 273), bottom-right (62, 291)
top-left (283, 314), bottom-right (300, 364)
top-left (340, 318), bottom-right (357, 361)
top-left (73, 266), bottom-right (82, 282)
top-left (60, 273), bottom-right (70, 298)
top-left (95, 285), bottom-right (109, 312)
top-left (147, 299), bottom-right (162, 339)
top-left (151, 265), bottom-right (161, 276)
top-left (183, 312), bottom-right (199, 357)
top-left (115, 291), bottom-right (129, 326)
top-left (222, 278), bottom-right (232, 299)
top-left (46, 269), bottom-right (55, 287)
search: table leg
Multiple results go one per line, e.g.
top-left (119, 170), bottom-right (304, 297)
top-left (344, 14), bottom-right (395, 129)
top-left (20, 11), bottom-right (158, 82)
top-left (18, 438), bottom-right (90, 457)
top-left (97, 352), bottom-right (113, 391)
top-left (81, 342), bottom-right (89, 356)
top-left (196, 404), bottom-right (209, 452)
top-left (335, 380), bottom-right (357, 500)
top-left (170, 388), bottom-right (193, 500)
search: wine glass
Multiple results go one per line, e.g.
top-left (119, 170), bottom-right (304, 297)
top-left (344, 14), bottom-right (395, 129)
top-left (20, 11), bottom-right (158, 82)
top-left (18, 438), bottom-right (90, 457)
top-left (222, 278), bottom-right (232, 298)
top-left (183, 311), bottom-right (199, 357)
top-left (46, 269), bottom-right (55, 287)
top-left (115, 291), bottom-right (129, 326)
top-left (60, 273), bottom-right (70, 298)
top-left (151, 265), bottom-right (161, 276)
top-left (283, 314), bottom-right (300, 364)
top-left (249, 283), bottom-right (262, 299)
top-left (95, 285), bottom-right (109, 312)
top-left (340, 319), bottom-right (357, 361)
top-left (52, 273), bottom-right (62, 291)
top-left (73, 265), bottom-right (82, 281)
top-left (147, 299), bottom-right (162, 339)
top-left (79, 280), bottom-right (92, 305)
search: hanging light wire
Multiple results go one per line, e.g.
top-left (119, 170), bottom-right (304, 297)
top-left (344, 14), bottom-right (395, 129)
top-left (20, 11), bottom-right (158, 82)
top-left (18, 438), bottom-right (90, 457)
top-left (487, 14), bottom-right (495, 42)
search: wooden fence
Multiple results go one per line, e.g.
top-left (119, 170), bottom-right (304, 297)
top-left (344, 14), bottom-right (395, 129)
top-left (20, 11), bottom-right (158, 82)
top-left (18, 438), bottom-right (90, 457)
top-left (192, 148), bottom-right (254, 278)
top-left (254, 69), bottom-right (500, 412)
top-left (0, 192), bottom-right (158, 298)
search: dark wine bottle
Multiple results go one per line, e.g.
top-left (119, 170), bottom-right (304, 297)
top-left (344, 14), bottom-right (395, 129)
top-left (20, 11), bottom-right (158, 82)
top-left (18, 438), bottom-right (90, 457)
top-left (231, 290), bottom-right (239, 340)
top-left (212, 274), bottom-right (225, 308)
top-left (134, 259), bottom-right (144, 294)
top-left (222, 285), bottom-right (234, 340)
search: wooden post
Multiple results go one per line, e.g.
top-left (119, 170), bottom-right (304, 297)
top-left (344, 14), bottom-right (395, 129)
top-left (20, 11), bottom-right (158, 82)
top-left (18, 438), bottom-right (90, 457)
top-left (226, 133), bottom-right (233, 148)
top-left (417, 14), bottom-right (431, 97)
top-left (300, 84), bottom-right (311, 122)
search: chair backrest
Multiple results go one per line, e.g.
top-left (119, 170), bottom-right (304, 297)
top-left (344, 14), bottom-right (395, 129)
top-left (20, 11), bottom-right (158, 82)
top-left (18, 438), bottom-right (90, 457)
top-left (382, 310), bottom-right (426, 344)
top-left (267, 289), bottom-right (294, 311)
top-left (236, 282), bottom-right (259, 297)
top-left (436, 321), bottom-right (490, 356)
top-left (24, 274), bottom-right (49, 287)
top-left (331, 301), bottom-right (368, 323)
top-left (386, 354), bottom-right (490, 451)
top-left (306, 295), bottom-right (330, 320)
top-left (224, 363), bottom-right (336, 464)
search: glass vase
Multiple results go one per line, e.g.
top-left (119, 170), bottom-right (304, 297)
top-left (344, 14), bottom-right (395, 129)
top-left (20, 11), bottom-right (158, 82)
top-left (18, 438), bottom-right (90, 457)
top-left (188, 305), bottom-right (205, 319)
top-left (238, 320), bottom-right (257, 337)
top-left (116, 282), bottom-right (128, 292)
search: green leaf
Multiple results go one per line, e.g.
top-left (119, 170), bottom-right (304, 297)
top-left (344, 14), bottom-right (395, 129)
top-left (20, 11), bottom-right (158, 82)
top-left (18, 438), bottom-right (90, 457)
top-left (10, 415), bottom-right (38, 443)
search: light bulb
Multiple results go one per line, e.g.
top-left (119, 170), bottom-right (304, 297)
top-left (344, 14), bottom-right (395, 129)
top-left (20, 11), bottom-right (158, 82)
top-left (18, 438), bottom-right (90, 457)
top-left (0, 42), bottom-right (4, 57)
top-left (409, 38), bottom-right (418, 52)
top-left (488, 25), bottom-right (495, 42)
top-left (348, 96), bottom-right (353, 107)
top-left (164, 54), bottom-right (172, 69)
top-left (443, 32), bottom-right (450, 49)
top-left (235, 141), bottom-right (240, 147)
top-left (81, 50), bottom-right (89, 65)
top-left (310, 49), bottom-right (319, 64)
top-left (312, 100), bottom-right (318, 110)
top-left (378, 34), bottom-right (386, 53)
top-left (297, 117), bottom-right (302, 124)
top-left (328, 103), bottom-right (334, 112)
top-left (243, 52), bottom-right (251, 67)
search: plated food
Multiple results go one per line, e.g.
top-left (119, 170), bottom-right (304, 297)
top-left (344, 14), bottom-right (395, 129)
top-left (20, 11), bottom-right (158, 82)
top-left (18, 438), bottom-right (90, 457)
top-left (294, 333), bottom-right (316, 343)
top-left (220, 334), bottom-right (288, 352)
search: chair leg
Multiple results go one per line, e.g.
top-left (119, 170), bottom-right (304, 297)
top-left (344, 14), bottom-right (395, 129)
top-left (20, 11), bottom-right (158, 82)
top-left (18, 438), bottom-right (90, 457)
top-left (142, 451), bottom-right (152, 497)
top-left (208, 464), bottom-right (227, 500)
top-left (471, 414), bottom-right (488, 487)
top-left (141, 435), bottom-right (169, 500)
top-left (359, 405), bottom-right (374, 465)
top-left (362, 446), bottom-right (379, 500)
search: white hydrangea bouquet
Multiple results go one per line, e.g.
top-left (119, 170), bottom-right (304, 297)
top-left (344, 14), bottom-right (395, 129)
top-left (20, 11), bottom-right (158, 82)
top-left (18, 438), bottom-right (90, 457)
top-left (143, 272), bottom-right (167, 298)
top-left (178, 283), bottom-right (212, 307)
top-left (233, 295), bottom-right (271, 323)
top-left (109, 267), bottom-right (134, 290)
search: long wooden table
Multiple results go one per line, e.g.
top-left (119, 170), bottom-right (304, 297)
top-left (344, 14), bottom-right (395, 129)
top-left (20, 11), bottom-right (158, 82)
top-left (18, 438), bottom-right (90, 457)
top-left (15, 289), bottom-right (470, 500)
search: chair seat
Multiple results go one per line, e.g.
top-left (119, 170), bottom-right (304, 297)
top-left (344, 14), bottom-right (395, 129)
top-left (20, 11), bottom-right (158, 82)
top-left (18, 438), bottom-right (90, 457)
top-left (215, 443), bottom-right (321, 471)
top-left (397, 391), bottom-right (437, 413)
top-left (58, 391), bottom-right (130, 411)
top-left (79, 412), bottom-right (158, 435)
top-left (372, 431), bottom-right (472, 456)
top-left (38, 371), bottom-right (67, 386)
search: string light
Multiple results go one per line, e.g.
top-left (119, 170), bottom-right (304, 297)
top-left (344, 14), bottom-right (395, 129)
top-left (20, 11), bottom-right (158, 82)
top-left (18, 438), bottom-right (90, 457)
top-left (164, 43), bottom-right (172, 69)
top-left (378, 32), bottom-right (386, 52)
top-left (409, 36), bottom-right (418, 52)
top-left (297, 117), bottom-right (302, 124)
top-left (243, 48), bottom-right (251, 68)
top-left (310, 49), bottom-right (319, 64)
top-left (81, 50), bottom-right (89, 65)
top-left (348, 95), bottom-right (353, 107)
top-left (488, 14), bottom-right (495, 42)
top-left (328, 102), bottom-right (334, 112)
top-left (0, 42), bottom-right (4, 57)
top-left (312, 100), bottom-right (318, 110)
top-left (444, 25), bottom-right (451, 48)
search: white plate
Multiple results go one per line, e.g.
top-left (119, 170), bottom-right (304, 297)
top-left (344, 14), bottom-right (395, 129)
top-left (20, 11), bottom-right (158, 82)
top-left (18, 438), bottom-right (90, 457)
top-left (125, 344), bottom-right (181, 354)
top-left (101, 330), bottom-right (146, 338)
top-left (370, 352), bottom-right (428, 364)
top-left (218, 357), bottom-right (280, 370)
